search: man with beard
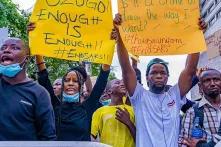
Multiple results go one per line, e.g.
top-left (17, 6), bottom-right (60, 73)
top-left (0, 38), bottom-right (56, 140)
top-left (91, 79), bottom-right (135, 147)
top-left (111, 14), bottom-right (207, 147)
top-left (180, 69), bottom-right (221, 147)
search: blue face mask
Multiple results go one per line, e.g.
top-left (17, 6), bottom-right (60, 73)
top-left (63, 92), bottom-right (80, 103)
top-left (0, 63), bottom-right (23, 78)
top-left (101, 99), bottom-right (111, 106)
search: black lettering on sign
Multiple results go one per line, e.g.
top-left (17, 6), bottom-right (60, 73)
top-left (44, 32), bottom-right (58, 45)
top-left (97, 1), bottom-right (106, 13)
top-left (46, 0), bottom-right (60, 6)
top-left (46, 10), bottom-right (102, 25)
top-left (122, 21), bottom-right (147, 33)
top-left (36, 9), bottom-right (47, 20)
top-left (145, 0), bottom-right (154, 6)
top-left (48, 10), bottom-right (59, 22)
top-left (79, 14), bottom-right (89, 24)
top-left (54, 47), bottom-right (68, 57)
top-left (67, 48), bottom-right (76, 57)
top-left (66, 23), bottom-right (81, 38)
top-left (43, 34), bottom-right (94, 48)
top-left (121, 0), bottom-right (128, 21)
top-left (91, 16), bottom-right (102, 24)
top-left (60, 12), bottom-right (68, 23)
top-left (76, 0), bottom-right (84, 7)
top-left (146, 9), bottom-right (157, 20)
top-left (159, 0), bottom-right (183, 5)
top-left (86, 0), bottom-right (97, 10)
top-left (86, 0), bottom-right (106, 13)
top-left (53, 47), bottom-right (108, 62)
top-left (61, 0), bottom-right (74, 5)
top-left (45, 0), bottom-right (107, 13)
top-left (188, 0), bottom-right (195, 4)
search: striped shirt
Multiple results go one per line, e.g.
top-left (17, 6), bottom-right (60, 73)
top-left (180, 97), bottom-right (221, 147)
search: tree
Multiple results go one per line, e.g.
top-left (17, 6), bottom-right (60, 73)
top-left (28, 57), bottom-right (80, 82)
top-left (0, 0), bottom-right (116, 82)
top-left (0, 0), bottom-right (29, 40)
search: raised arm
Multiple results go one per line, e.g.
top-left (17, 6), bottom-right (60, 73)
top-left (111, 14), bottom-right (137, 96)
top-left (35, 56), bottom-right (59, 106)
top-left (84, 64), bottom-right (110, 115)
top-left (178, 53), bottom-right (199, 98)
top-left (36, 55), bottom-right (46, 71)
top-left (84, 74), bottom-right (93, 96)
top-left (178, 18), bottom-right (207, 98)
top-left (81, 62), bottom-right (93, 96)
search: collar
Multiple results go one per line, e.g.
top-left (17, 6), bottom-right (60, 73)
top-left (199, 96), bottom-right (221, 108)
top-left (199, 97), bottom-right (213, 108)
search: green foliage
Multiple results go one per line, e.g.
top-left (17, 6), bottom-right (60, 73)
top-left (91, 63), bottom-right (116, 80)
top-left (91, 63), bottom-right (101, 76)
top-left (0, 0), bottom-right (29, 40)
top-left (108, 72), bottom-right (117, 81)
top-left (27, 56), bottom-right (80, 82)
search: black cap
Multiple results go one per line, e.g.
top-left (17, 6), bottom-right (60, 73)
top-left (146, 58), bottom-right (169, 76)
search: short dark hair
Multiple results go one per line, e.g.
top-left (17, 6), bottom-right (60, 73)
top-left (199, 68), bottom-right (221, 80)
top-left (69, 66), bottom-right (87, 82)
top-left (146, 58), bottom-right (169, 76)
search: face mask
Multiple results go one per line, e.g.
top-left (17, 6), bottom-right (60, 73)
top-left (0, 63), bottom-right (23, 78)
top-left (63, 92), bottom-right (80, 103)
top-left (101, 99), bottom-right (111, 106)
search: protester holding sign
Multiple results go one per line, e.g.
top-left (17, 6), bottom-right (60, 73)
top-left (28, 23), bottom-right (110, 141)
top-left (35, 55), bottom-right (110, 141)
top-left (35, 55), bottom-right (92, 105)
top-left (36, 55), bottom-right (110, 141)
top-left (111, 13), bottom-right (207, 147)
top-left (55, 63), bottom-right (110, 141)
top-left (91, 79), bottom-right (135, 147)
top-left (0, 38), bottom-right (56, 140)
top-left (29, 0), bottom-right (115, 65)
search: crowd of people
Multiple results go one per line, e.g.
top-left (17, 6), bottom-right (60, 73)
top-left (0, 12), bottom-right (220, 147)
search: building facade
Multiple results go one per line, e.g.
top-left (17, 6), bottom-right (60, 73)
top-left (191, 0), bottom-right (221, 100)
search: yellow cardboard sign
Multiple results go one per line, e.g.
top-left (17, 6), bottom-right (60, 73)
top-left (118, 0), bottom-right (206, 55)
top-left (29, 0), bottom-right (115, 65)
